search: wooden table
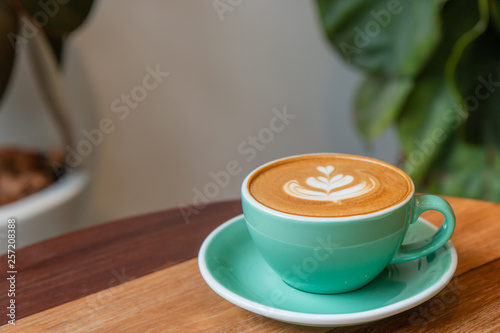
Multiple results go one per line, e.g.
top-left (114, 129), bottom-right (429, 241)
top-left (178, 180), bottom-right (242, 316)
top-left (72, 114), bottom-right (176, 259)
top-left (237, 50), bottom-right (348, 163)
top-left (0, 196), bottom-right (499, 332)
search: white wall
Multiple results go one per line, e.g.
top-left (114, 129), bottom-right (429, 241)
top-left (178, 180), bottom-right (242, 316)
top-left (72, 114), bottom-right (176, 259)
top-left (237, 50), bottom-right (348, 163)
top-left (1, 0), bottom-right (398, 227)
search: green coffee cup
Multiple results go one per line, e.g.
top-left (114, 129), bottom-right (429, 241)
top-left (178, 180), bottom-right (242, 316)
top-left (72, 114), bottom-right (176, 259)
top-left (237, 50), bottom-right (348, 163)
top-left (241, 154), bottom-right (455, 294)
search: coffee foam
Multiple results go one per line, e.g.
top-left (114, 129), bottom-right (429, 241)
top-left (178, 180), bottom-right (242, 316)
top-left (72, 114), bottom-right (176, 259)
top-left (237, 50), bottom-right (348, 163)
top-left (248, 154), bottom-right (412, 218)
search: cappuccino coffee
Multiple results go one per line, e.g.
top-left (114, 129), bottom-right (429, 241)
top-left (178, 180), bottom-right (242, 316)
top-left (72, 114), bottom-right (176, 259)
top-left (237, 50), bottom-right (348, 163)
top-left (248, 154), bottom-right (412, 217)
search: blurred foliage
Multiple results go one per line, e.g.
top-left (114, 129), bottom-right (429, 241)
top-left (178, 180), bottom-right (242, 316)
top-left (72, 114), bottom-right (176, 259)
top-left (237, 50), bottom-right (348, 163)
top-left (0, 0), bottom-right (94, 104)
top-left (317, 0), bottom-right (500, 201)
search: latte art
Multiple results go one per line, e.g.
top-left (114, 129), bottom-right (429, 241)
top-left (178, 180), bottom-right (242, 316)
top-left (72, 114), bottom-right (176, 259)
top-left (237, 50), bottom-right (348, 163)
top-left (283, 165), bottom-right (377, 203)
top-left (247, 154), bottom-right (413, 217)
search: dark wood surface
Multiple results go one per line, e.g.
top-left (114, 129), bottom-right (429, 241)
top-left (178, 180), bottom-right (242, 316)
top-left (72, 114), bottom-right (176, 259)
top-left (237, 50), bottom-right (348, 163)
top-left (0, 200), bottom-right (242, 325)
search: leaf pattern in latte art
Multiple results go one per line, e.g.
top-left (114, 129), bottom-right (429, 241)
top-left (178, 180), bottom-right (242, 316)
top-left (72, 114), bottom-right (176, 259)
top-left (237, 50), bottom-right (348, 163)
top-left (283, 165), bottom-right (376, 203)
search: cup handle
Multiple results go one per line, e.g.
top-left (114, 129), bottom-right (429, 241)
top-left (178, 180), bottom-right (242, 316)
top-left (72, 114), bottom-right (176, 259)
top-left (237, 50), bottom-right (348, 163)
top-left (390, 194), bottom-right (455, 264)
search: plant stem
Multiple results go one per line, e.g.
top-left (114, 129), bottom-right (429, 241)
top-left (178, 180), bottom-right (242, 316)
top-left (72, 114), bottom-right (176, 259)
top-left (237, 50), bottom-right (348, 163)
top-left (19, 10), bottom-right (75, 149)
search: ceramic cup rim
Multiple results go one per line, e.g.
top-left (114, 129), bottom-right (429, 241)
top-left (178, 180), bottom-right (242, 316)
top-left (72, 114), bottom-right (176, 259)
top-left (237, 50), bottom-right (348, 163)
top-left (241, 153), bottom-right (415, 222)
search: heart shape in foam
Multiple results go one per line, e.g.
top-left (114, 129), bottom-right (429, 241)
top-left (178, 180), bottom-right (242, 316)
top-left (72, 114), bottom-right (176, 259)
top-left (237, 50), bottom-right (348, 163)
top-left (317, 165), bottom-right (334, 176)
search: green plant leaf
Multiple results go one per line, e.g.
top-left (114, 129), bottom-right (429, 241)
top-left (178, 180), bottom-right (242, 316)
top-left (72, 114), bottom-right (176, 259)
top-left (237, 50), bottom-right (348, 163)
top-left (316, 0), bottom-right (441, 76)
top-left (427, 138), bottom-right (500, 201)
top-left (0, 1), bottom-right (18, 105)
top-left (316, 0), bottom-right (373, 37)
top-left (490, 0), bottom-right (500, 35)
top-left (354, 75), bottom-right (413, 141)
top-left (397, 77), bottom-right (461, 184)
top-left (22, 0), bottom-right (94, 36)
top-left (454, 26), bottom-right (500, 148)
top-left (397, 0), bottom-right (489, 186)
top-left (22, 0), bottom-right (94, 60)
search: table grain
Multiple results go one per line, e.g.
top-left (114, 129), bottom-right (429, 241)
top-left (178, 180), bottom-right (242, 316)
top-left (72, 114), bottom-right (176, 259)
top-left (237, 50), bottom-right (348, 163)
top-left (0, 196), bottom-right (499, 332)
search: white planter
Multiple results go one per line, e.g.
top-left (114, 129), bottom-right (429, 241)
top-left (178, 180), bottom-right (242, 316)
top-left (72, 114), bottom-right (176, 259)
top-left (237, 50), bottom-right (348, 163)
top-left (0, 170), bottom-right (90, 253)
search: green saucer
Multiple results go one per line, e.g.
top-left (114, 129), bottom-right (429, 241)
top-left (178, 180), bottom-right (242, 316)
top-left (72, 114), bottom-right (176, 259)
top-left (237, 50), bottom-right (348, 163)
top-left (198, 215), bottom-right (457, 327)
